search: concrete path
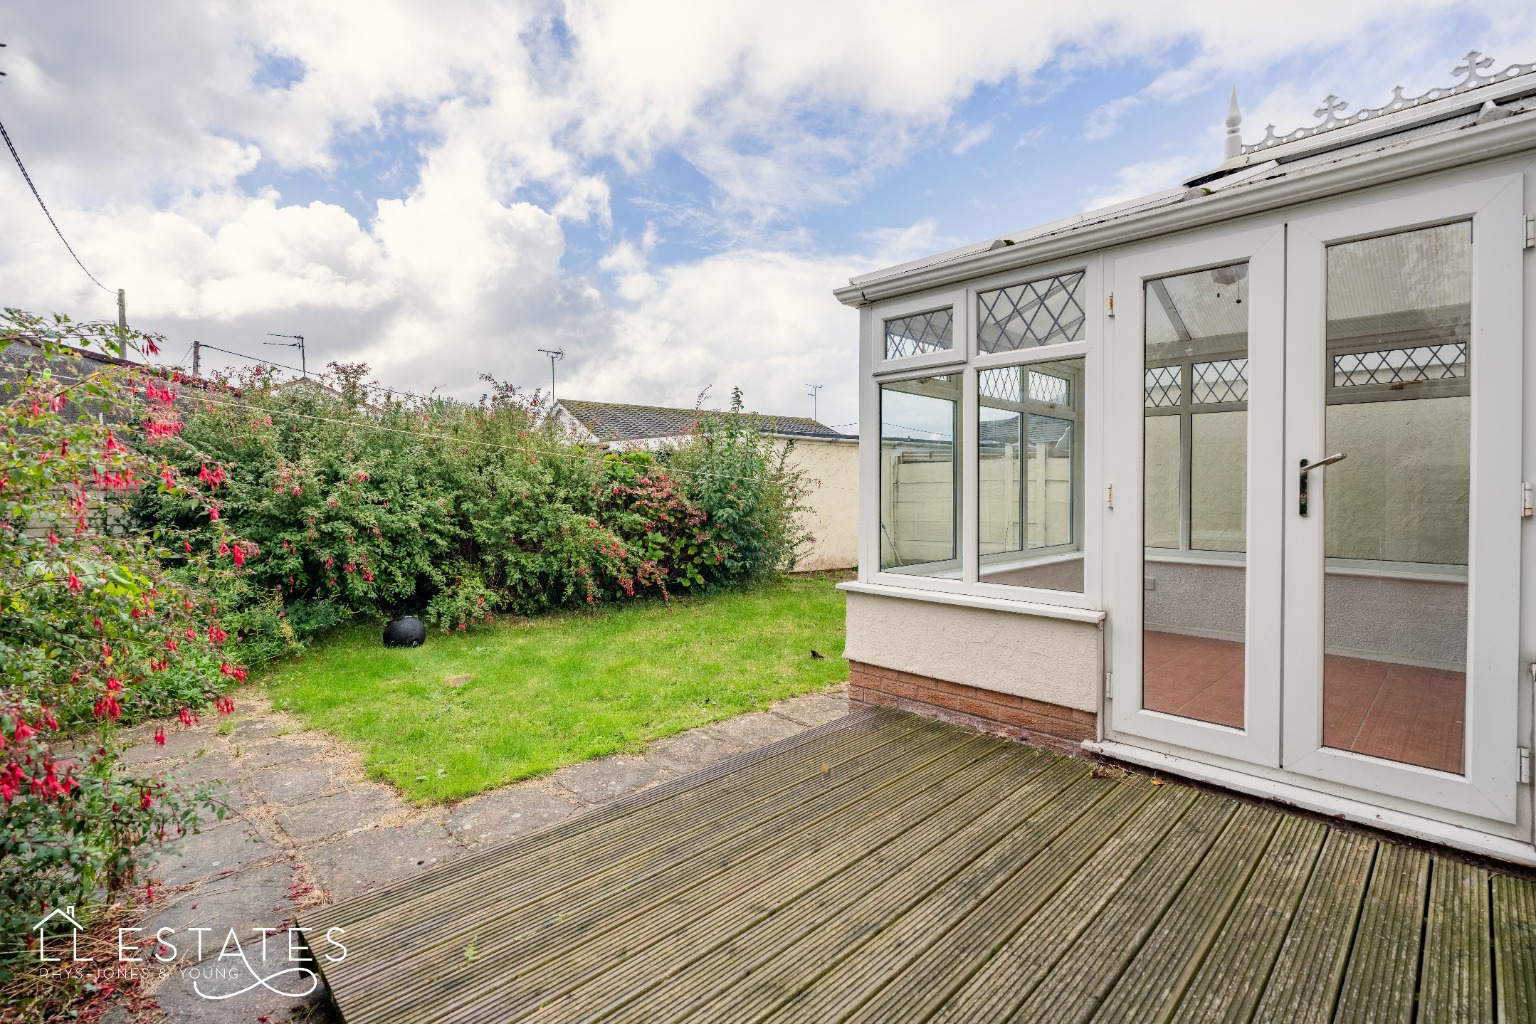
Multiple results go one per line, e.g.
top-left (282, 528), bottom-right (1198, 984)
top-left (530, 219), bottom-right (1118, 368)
top-left (110, 685), bottom-right (848, 1023)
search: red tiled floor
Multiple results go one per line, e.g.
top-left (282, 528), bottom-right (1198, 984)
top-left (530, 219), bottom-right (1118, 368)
top-left (1327, 657), bottom-right (1464, 774)
top-left (1142, 632), bottom-right (1465, 774)
top-left (1143, 632), bottom-right (1245, 729)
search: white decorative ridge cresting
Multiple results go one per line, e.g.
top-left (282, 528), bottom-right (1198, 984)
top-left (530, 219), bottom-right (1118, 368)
top-left (1242, 51), bottom-right (1536, 155)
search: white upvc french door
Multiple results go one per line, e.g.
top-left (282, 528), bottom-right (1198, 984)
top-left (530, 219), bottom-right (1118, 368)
top-left (1107, 170), bottom-right (1525, 834)
top-left (1106, 223), bottom-right (1287, 768)
top-left (1281, 175), bottom-right (1526, 825)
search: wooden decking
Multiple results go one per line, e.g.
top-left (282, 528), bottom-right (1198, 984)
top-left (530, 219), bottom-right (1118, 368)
top-left (302, 709), bottom-right (1536, 1023)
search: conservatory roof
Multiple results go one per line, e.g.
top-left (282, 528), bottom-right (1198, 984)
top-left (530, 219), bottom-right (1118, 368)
top-left (837, 52), bottom-right (1536, 307)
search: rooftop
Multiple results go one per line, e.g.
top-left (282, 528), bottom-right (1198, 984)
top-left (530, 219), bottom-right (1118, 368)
top-left (555, 398), bottom-right (849, 442)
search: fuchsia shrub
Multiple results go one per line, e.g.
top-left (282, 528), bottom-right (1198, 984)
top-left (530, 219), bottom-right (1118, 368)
top-left (0, 310), bottom-right (247, 968)
top-left (132, 367), bottom-right (806, 646)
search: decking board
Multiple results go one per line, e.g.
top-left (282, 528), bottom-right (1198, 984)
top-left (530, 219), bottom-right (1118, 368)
top-left (301, 710), bottom-right (1536, 1023)
top-left (353, 724), bottom-right (994, 1021)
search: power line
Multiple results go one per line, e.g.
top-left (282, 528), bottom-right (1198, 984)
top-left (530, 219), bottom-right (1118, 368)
top-left (193, 343), bottom-right (432, 403)
top-left (0, 115), bottom-right (111, 294)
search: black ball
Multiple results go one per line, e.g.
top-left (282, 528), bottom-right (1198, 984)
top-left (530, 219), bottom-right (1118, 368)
top-left (383, 616), bottom-right (426, 648)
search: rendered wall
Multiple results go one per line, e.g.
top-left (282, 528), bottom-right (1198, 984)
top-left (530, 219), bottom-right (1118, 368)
top-left (1143, 560), bottom-right (1467, 666)
top-left (844, 590), bottom-right (1100, 713)
top-left (787, 438), bottom-right (858, 571)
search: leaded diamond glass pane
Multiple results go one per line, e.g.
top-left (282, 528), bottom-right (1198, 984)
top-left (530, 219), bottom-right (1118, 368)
top-left (979, 366), bottom-right (1022, 404)
top-left (1331, 344), bottom-right (1466, 388)
top-left (1191, 358), bottom-right (1249, 404)
top-left (1145, 365), bottom-right (1182, 408)
top-left (1029, 370), bottom-right (1070, 406)
top-left (977, 272), bottom-right (1086, 353)
top-left (884, 308), bottom-right (954, 360)
top-left (975, 367), bottom-right (1071, 407)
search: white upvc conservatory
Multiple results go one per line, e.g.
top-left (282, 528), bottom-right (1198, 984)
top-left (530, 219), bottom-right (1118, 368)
top-left (835, 53), bottom-right (1536, 864)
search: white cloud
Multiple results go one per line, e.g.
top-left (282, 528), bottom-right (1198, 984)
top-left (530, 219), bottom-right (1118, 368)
top-left (950, 122), bottom-right (994, 155)
top-left (2, 0), bottom-right (1534, 435)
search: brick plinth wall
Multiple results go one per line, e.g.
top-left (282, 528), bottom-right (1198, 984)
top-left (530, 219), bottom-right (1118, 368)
top-left (848, 660), bottom-right (1096, 755)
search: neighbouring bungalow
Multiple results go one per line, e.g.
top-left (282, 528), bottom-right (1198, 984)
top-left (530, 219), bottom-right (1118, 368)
top-left (834, 52), bottom-right (1536, 864)
top-left (550, 398), bottom-right (859, 571)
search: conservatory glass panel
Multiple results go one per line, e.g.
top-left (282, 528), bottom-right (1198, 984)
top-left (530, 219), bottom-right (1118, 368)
top-left (977, 272), bottom-right (1086, 353)
top-left (978, 359), bottom-right (1084, 593)
top-left (1321, 221), bottom-right (1470, 774)
top-left (884, 308), bottom-right (954, 360)
top-left (1142, 262), bottom-right (1249, 729)
top-left (879, 374), bottom-right (961, 575)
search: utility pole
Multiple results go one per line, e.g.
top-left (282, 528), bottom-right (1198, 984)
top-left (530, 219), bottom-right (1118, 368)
top-left (265, 333), bottom-right (306, 377)
top-left (116, 288), bottom-right (127, 358)
top-left (807, 384), bottom-right (823, 422)
top-left (192, 339), bottom-right (201, 376)
top-left (537, 347), bottom-right (564, 403)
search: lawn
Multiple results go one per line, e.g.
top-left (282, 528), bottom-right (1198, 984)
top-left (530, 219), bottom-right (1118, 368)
top-left (259, 573), bottom-right (849, 801)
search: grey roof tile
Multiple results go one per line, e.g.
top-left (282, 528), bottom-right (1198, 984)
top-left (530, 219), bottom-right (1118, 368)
top-left (558, 399), bottom-right (846, 441)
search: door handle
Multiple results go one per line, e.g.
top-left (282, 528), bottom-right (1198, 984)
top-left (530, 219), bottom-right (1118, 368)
top-left (1299, 453), bottom-right (1345, 516)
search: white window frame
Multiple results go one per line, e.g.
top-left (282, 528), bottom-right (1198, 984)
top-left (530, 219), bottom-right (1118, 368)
top-left (859, 258), bottom-right (1104, 614)
top-left (875, 288), bottom-right (968, 374)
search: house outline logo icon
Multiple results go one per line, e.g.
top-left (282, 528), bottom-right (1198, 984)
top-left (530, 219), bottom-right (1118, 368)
top-left (33, 905), bottom-right (89, 963)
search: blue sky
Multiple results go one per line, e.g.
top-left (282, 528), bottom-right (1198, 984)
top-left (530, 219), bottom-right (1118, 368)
top-left (2, 1), bottom-right (1533, 429)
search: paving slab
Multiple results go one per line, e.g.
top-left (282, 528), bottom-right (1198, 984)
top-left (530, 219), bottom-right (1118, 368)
top-left (550, 753), bottom-right (677, 804)
top-left (247, 760), bottom-right (342, 806)
top-left (306, 822), bottom-right (464, 899)
top-left (138, 861), bottom-right (296, 961)
top-left (227, 717), bottom-right (285, 740)
top-left (118, 727), bottom-right (215, 765)
top-left (154, 962), bottom-right (333, 1024)
top-left (707, 711), bottom-right (808, 748)
top-left (444, 786), bottom-right (583, 845)
top-left (644, 728), bottom-right (744, 773)
top-left (229, 739), bottom-right (329, 771)
top-left (155, 819), bottom-right (278, 887)
top-left (773, 690), bottom-right (849, 727)
top-left (273, 787), bottom-right (401, 844)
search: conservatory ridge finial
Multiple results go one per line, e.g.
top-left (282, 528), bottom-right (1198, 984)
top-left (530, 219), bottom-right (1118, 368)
top-left (1223, 87), bottom-right (1242, 161)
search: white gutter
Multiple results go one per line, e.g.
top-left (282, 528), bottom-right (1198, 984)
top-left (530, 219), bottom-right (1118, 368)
top-left (834, 113), bottom-right (1536, 307)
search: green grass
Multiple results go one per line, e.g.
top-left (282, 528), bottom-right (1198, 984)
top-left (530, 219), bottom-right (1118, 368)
top-left (259, 574), bottom-right (849, 802)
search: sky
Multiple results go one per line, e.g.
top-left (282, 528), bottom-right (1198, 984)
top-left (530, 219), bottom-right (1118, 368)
top-left (1, 2), bottom-right (1533, 431)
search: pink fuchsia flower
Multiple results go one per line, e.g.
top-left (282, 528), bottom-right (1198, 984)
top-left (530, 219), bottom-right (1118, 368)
top-left (177, 707), bottom-right (197, 728)
top-left (67, 571), bottom-right (83, 593)
top-left (13, 720), bottom-right (36, 743)
top-left (46, 530), bottom-right (59, 547)
top-left (153, 726), bottom-right (166, 746)
top-left (215, 696), bottom-right (235, 716)
top-left (231, 544), bottom-right (246, 567)
top-left (93, 695), bottom-right (121, 720)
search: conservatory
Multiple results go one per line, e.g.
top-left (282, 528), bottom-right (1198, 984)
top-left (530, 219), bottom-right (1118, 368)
top-left (835, 53), bottom-right (1536, 863)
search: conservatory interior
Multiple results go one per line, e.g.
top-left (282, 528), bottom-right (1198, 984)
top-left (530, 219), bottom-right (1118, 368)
top-left (836, 54), bottom-right (1536, 864)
